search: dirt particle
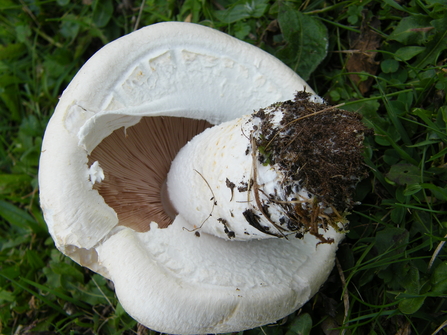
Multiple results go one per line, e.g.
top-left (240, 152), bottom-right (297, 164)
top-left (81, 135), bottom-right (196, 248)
top-left (226, 178), bottom-right (236, 201)
top-left (218, 218), bottom-right (235, 239)
top-left (237, 179), bottom-right (254, 193)
top-left (242, 209), bottom-right (276, 236)
top-left (254, 91), bottom-right (372, 213)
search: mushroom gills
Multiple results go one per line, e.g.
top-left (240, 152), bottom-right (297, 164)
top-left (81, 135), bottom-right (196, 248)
top-left (88, 116), bottom-right (211, 232)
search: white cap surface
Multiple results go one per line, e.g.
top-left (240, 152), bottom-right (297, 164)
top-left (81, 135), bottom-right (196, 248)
top-left (39, 22), bottom-right (343, 334)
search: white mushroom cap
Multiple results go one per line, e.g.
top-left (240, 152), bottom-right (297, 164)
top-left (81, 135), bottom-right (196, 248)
top-left (39, 22), bottom-right (344, 334)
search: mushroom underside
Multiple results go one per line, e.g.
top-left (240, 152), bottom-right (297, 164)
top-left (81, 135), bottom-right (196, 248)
top-left (96, 218), bottom-right (342, 334)
top-left (88, 116), bottom-right (212, 232)
top-left (85, 114), bottom-right (344, 333)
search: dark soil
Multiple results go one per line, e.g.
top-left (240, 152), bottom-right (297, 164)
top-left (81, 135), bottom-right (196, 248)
top-left (252, 91), bottom-right (372, 237)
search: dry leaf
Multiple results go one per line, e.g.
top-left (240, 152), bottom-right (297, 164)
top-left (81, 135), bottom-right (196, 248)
top-left (261, 19), bottom-right (281, 47)
top-left (346, 15), bottom-right (381, 95)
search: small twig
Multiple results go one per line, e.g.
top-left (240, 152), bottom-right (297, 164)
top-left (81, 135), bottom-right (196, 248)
top-left (182, 169), bottom-right (215, 232)
top-left (432, 319), bottom-right (447, 335)
top-left (336, 257), bottom-right (349, 335)
top-left (259, 326), bottom-right (268, 335)
top-left (285, 102), bottom-right (346, 125)
top-left (133, 0), bottom-right (145, 31)
top-left (92, 277), bottom-right (115, 312)
top-left (299, 0), bottom-right (311, 11)
top-left (20, 0), bottom-right (39, 27)
top-left (428, 234), bottom-right (447, 271)
top-left (212, 0), bottom-right (225, 10)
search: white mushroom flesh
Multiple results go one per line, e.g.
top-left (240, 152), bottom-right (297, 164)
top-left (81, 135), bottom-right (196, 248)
top-left (38, 22), bottom-right (360, 334)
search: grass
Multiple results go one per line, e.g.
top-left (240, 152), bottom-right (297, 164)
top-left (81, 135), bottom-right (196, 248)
top-left (0, 0), bottom-right (446, 334)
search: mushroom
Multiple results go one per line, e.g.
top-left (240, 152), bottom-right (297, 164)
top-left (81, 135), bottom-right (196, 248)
top-left (39, 22), bottom-right (368, 334)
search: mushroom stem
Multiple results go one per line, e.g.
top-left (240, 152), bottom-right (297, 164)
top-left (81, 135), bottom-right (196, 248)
top-left (167, 91), bottom-right (371, 241)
